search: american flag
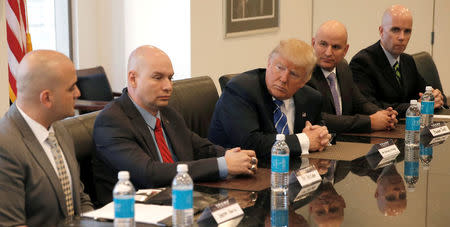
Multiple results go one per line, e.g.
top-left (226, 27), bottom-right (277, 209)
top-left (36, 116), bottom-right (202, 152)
top-left (6, 0), bottom-right (32, 103)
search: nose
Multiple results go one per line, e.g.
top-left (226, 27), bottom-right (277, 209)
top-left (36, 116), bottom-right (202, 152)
top-left (325, 45), bottom-right (333, 56)
top-left (74, 85), bottom-right (81, 99)
top-left (162, 78), bottom-right (173, 92)
top-left (398, 31), bottom-right (405, 41)
top-left (279, 70), bottom-right (289, 83)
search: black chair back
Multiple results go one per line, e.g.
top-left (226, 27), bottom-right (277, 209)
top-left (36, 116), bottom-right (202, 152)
top-left (76, 66), bottom-right (114, 101)
top-left (412, 52), bottom-right (444, 92)
top-left (219, 73), bottom-right (239, 92)
top-left (169, 76), bottom-right (219, 138)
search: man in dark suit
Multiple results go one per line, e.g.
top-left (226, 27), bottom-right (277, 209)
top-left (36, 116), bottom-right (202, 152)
top-left (208, 39), bottom-right (331, 160)
top-left (308, 20), bottom-right (398, 133)
top-left (93, 45), bottom-right (257, 205)
top-left (0, 50), bottom-right (93, 226)
top-left (350, 5), bottom-right (445, 116)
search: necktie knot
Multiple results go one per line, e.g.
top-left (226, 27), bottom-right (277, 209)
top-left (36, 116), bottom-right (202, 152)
top-left (155, 118), bottom-right (162, 131)
top-left (46, 132), bottom-right (58, 148)
top-left (273, 99), bottom-right (283, 107)
top-left (327, 72), bottom-right (337, 82)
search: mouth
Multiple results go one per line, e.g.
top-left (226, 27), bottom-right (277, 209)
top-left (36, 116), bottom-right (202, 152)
top-left (273, 85), bottom-right (287, 93)
top-left (158, 96), bottom-right (171, 101)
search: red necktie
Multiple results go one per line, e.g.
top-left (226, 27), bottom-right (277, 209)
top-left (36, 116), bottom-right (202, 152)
top-left (154, 118), bottom-right (174, 163)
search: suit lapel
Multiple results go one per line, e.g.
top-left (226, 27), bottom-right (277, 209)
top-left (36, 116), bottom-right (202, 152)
top-left (119, 91), bottom-right (160, 161)
top-left (293, 91), bottom-right (307, 132)
top-left (9, 105), bottom-right (68, 216)
top-left (336, 62), bottom-right (351, 114)
top-left (374, 42), bottom-right (403, 95)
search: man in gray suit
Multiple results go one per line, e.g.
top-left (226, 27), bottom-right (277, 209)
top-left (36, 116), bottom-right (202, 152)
top-left (0, 50), bottom-right (93, 226)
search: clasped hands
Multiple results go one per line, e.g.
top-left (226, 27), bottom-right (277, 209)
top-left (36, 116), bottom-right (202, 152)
top-left (370, 107), bottom-right (398, 131)
top-left (419, 88), bottom-right (445, 109)
top-left (225, 147), bottom-right (258, 176)
top-left (303, 121), bottom-right (331, 152)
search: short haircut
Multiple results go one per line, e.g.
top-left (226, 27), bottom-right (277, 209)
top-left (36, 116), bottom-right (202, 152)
top-left (269, 39), bottom-right (317, 81)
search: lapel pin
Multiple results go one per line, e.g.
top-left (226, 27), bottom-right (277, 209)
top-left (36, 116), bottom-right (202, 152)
top-left (302, 112), bottom-right (307, 117)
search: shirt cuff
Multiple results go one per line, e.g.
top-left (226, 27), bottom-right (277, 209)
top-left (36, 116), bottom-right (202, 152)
top-left (296, 133), bottom-right (310, 155)
top-left (217, 157), bottom-right (228, 179)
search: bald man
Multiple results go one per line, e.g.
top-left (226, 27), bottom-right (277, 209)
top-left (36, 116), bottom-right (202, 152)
top-left (308, 20), bottom-right (398, 133)
top-left (93, 45), bottom-right (257, 206)
top-left (350, 5), bottom-right (445, 117)
top-left (0, 50), bottom-right (93, 226)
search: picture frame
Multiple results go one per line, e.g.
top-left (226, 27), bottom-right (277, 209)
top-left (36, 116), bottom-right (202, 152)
top-left (224, 0), bottom-right (279, 38)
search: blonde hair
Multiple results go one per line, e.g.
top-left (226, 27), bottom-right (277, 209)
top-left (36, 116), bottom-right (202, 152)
top-left (269, 39), bottom-right (317, 81)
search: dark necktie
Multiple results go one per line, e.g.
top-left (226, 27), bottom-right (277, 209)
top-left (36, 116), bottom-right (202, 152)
top-left (46, 132), bottom-right (74, 216)
top-left (273, 99), bottom-right (289, 135)
top-left (393, 61), bottom-right (402, 85)
top-left (154, 118), bottom-right (174, 163)
top-left (327, 72), bottom-right (341, 115)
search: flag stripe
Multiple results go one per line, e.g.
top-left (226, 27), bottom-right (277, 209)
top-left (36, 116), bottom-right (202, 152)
top-left (6, 24), bottom-right (25, 63)
top-left (5, 1), bottom-right (24, 51)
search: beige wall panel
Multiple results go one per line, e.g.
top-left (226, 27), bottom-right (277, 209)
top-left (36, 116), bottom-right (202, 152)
top-left (433, 0), bottom-right (450, 96)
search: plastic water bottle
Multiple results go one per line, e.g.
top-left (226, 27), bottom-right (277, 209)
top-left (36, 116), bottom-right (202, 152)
top-left (113, 171), bottom-right (135, 227)
top-left (271, 189), bottom-right (288, 227)
top-left (404, 145), bottom-right (419, 192)
top-left (420, 86), bottom-right (435, 128)
top-left (271, 134), bottom-right (290, 192)
top-left (172, 164), bottom-right (193, 227)
top-left (419, 143), bottom-right (433, 170)
top-left (405, 100), bottom-right (420, 146)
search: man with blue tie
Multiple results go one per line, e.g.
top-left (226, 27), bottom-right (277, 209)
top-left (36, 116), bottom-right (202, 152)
top-left (208, 39), bottom-right (331, 160)
top-left (350, 5), bottom-right (445, 117)
top-left (93, 45), bottom-right (257, 206)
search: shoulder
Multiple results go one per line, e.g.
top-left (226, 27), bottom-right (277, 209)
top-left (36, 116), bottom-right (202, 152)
top-left (224, 68), bottom-right (268, 101)
top-left (298, 85), bottom-right (322, 101)
top-left (95, 96), bottom-right (128, 127)
top-left (351, 41), bottom-right (380, 63)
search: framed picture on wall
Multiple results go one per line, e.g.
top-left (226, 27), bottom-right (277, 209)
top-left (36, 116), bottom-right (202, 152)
top-left (225, 0), bottom-right (279, 38)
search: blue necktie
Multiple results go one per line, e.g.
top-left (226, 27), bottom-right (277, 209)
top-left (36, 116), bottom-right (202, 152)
top-left (273, 99), bottom-right (289, 135)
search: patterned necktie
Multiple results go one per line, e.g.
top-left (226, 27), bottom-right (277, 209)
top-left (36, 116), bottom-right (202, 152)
top-left (327, 72), bottom-right (341, 115)
top-left (46, 132), bottom-right (74, 217)
top-left (393, 61), bottom-right (402, 85)
top-left (273, 99), bottom-right (289, 135)
top-left (154, 118), bottom-right (174, 163)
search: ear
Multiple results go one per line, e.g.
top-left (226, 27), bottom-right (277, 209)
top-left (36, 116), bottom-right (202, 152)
top-left (344, 44), bottom-right (349, 56)
top-left (40, 90), bottom-right (52, 109)
top-left (311, 37), bottom-right (316, 46)
top-left (378, 26), bottom-right (383, 37)
top-left (374, 190), bottom-right (379, 198)
top-left (128, 70), bottom-right (137, 88)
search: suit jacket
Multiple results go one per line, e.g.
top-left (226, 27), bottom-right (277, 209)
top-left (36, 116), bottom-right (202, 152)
top-left (350, 40), bottom-right (428, 117)
top-left (208, 68), bottom-right (323, 160)
top-left (307, 61), bottom-right (380, 133)
top-left (93, 89), bottom-right (225, 206)
top-left (0, 104), bottom-right (93, 226)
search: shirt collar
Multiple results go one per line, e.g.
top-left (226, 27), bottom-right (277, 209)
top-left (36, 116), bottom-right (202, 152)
top-left (380, 42), bottom-right (400, 67)
top-left (321, 67), bottom-right (337, 79)
top-left (16, 105), bottom-right (53, 144)
top-left (129, 95), bottom-right (160, 130)
top-left (272, 96), bottom-right (294, 107)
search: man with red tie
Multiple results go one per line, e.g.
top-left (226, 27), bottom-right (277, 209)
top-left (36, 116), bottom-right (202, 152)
top-left (93, 45), bottom-right (257, 206)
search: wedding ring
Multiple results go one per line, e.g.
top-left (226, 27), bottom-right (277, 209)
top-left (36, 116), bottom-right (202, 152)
top-left (250, 164), bottom-right (256, 171)
top-left (251, 157), bottom-right (257, 164)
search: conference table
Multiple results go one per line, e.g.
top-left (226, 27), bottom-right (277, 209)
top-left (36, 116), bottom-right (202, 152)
top-left (65, 120), bottom-right (450, 227)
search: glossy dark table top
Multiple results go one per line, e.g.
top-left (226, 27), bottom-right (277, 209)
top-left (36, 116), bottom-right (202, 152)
top-left (71, 130), bottom-right (450, 227)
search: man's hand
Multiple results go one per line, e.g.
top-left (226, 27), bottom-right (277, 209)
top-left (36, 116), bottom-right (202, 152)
top-left (370, 107), bottom-right (398, 131)
top-left (225, 147), bottom-right (258, 175)
top-left (302, 121), bottom-right (331, 151)
top-left (419, 88), bottom-right (445, 109)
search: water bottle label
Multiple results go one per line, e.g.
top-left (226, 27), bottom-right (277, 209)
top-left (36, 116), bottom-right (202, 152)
top-left (271, 155), bottom-right (289, 173)
top-left (406, 116), bottom-right (420, 131)
top-left (420, 144), bottom-right (433, 155)
top-left (404, 161), bottom-right (419, 176)
top-left (271, 209), bottom-right (288, 226)
top-left (421, 101), bottom-right (434, 114)
top-left (114, 196), bottom-right (135, 218)
top-left (172, 189), bottom-right (193, 210)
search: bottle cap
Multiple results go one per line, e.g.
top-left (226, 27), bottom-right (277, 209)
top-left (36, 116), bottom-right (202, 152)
top-left (425, 86), bottom-right (432, 91)
top-left (410, 100), bottom-right (417, 105)
top-left (118, 171), bottom-right (130, 180)
top-left (407, 183), bottom-right (416, 192)
top-left (177, 164), bottom-right (188, 172)
top-left (276, 134), bottom-right (285, 141)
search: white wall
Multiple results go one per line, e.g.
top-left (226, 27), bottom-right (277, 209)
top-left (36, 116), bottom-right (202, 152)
top-left (433, 0), bottom-right (450, 95)
top-left (191, 0), bottom-right (313, 92)
top-left (0, 2), bottom-right (9, 116)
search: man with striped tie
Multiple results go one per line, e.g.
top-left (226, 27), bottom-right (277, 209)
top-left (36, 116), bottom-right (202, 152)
top-left (0, 50), bottom-right (93, 226)
top-left (209, 39), bottom-right (331, 161)
top-left (93, 45), bottom-right (258, 206)
top-left (350, 4), bottom-right (445, 117)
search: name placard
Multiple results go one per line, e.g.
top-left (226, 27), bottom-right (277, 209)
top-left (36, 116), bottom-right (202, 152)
top-left (198, 198), bottom-right (244, 224)
top-left (294, 165), bottom-right (322, 187)
top-left (427, 122), bottom-right (450, 137)
top-left (293, 181), bottom-right (321, 202)
top-left (366, 139), bottom-right (400, 169)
